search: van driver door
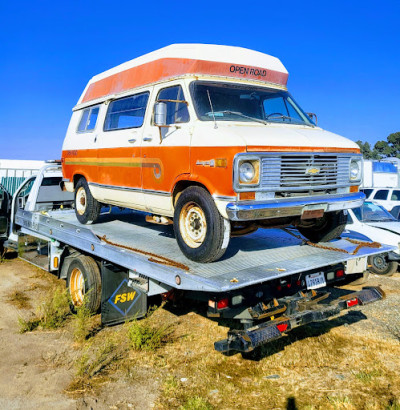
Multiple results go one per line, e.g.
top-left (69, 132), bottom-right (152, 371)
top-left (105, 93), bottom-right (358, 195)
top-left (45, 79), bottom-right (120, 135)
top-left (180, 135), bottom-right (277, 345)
top-left (141, 83), bottom-right (191, 216)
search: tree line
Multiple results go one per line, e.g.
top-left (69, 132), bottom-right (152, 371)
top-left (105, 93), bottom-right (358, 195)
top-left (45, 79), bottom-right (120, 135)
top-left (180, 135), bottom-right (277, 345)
top-left (356, 132), bottom-right (400, 159)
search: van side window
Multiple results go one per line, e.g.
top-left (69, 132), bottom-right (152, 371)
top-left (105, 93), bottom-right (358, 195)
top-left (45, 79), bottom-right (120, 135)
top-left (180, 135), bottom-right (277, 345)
top-left (104, 92), bottom-right (149, 131)
top-left (373, 189), bottom-right (389, 200)
top-left (156, 86), bottom-right (189, 125)
top-left (77, 106), bottom-right (100, 132)
top-left (391, 190), bottom-right (400, 201)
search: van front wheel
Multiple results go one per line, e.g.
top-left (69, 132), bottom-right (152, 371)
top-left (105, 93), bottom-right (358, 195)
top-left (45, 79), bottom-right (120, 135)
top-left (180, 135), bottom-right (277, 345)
top-left (74, 178), bottom-right (101, 224)
top-left (297, 210), bottom-right (346, 243)
top-left (174, 186), bottom-right (230, 263)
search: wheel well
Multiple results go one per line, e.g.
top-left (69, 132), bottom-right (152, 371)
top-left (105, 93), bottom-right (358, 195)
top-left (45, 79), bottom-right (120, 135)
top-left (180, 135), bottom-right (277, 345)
top-left (172, 181), bottom-right (210, 206)
top-left (73, 174), bottom-right (85, 190)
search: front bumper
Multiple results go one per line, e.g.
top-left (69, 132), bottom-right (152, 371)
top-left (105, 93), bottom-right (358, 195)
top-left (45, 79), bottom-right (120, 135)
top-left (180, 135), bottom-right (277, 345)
top-left (226, 192), bottom-right (365, 221)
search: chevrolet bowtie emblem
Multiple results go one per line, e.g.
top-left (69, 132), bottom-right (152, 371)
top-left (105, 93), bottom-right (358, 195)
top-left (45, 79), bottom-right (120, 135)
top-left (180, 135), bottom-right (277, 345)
top-left (305, 166), bottom-right (321, 175)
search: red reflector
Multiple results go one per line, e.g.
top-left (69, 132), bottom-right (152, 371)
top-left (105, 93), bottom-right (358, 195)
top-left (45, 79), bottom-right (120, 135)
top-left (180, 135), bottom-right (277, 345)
top-left (277, 323), bottom-right (288, 332)
top-left (287, 283), bottom-right (291, 288)
top-left (217, 298), bottom-right (229, 309)
top-left (336, 269), bottom-right (344, 278)
top-left (296, 280), bottom-right (301, 286)
top-left (346, 298), bottom-right (359, 307)
top-left (277, 285), bottom-right (282, 291)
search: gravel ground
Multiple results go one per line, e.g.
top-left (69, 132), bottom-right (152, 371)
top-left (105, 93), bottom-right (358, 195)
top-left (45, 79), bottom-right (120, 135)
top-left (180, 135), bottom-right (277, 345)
top-left (340, 272), bottom-right (400, 342)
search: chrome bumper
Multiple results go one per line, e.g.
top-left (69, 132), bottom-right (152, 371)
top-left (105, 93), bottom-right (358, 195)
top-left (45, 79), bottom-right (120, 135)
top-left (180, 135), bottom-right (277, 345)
top-left (226, 192), bottom-right (365, 221)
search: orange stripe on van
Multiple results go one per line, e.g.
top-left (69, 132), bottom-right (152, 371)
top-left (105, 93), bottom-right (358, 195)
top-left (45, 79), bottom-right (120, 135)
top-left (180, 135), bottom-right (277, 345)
top-left (82, 58), bottom-right (289, 103)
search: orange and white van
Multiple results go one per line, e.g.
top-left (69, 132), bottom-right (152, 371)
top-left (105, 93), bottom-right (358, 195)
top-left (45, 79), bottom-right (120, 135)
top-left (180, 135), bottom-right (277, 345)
top-left (62, 44), bottom-right (364, 262)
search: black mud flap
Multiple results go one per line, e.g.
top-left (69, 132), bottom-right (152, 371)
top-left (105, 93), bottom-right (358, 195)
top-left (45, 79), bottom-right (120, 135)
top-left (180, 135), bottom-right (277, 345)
top-left (101, 263), bottom-right (147, 326)
top-left (215, 286), bottom-right (385, 353)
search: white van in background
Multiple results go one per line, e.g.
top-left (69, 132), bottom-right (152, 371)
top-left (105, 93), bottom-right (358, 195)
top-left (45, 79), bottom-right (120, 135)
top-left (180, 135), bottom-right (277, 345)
top-left (361, 187), bottom-right (400, 212)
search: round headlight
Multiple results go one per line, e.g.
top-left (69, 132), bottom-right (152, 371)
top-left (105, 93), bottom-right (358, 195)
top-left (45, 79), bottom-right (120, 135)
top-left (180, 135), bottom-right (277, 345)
top-left (350, 160), bottom-right (361, 181)
top-left (239, 162), bottom-right (255, 183)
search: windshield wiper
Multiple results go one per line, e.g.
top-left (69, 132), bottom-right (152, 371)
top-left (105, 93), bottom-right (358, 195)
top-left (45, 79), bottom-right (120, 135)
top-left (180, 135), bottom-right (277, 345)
top-left (215, 110), bottom-right (268, 125)
top-left (266, 114), bottom-right (311, 126)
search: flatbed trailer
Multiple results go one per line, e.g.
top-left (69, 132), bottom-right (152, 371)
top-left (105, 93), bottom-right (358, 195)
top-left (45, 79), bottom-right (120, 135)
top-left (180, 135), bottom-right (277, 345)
top-left (3, 164), bottom-right (395, 353)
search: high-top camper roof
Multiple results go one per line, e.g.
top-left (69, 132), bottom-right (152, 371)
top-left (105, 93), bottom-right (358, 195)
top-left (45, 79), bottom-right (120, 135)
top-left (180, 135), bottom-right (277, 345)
top-left (78, 44), bottom-right (289, 105)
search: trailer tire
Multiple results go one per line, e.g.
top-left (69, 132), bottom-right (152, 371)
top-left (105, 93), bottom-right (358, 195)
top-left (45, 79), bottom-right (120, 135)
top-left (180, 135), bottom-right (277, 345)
top-left (67, 255), bottom-right (101, 313)
top-left (74, 178), bottom-right (101, 224)
top-left (298, 210), bottom-right (346, 243)
top-left (368, 254), bottom-right (397, 276)
top-left (174, 186), bottom-right (230, 263)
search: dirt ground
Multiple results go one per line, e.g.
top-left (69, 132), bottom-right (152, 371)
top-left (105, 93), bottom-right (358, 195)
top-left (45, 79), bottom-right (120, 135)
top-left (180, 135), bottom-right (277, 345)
top-left (0, 257), bottom-right (399, 409)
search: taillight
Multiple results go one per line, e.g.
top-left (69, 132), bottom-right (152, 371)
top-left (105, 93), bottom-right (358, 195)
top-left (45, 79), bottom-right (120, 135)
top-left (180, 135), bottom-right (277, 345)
top-left (335, 269), bottom-right (344, 278)
top-left (276, 323), bottom-right (288, 332)
top-left (346, 298), bottom-right (359, 308)
top-left (217, 298), bottom-right (229, 309)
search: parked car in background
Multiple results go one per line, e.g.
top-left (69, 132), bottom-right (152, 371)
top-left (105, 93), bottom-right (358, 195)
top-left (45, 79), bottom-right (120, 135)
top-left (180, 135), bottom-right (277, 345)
top-left (361, 188), bottom-right (400, 212)
top-left (345, 201), bottom-right (400, 275)
top-left (390, 205), bottom-right (400, 220)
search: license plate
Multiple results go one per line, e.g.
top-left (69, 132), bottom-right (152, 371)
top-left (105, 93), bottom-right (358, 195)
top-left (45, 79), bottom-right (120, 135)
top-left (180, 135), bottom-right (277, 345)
top-left (301, 204), bottom-right (328, 220)
top-left (305, 272), bottom-right (326, 290)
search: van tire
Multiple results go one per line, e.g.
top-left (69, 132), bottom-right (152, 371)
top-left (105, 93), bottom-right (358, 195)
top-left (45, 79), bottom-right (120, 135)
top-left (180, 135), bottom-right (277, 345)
top-left (298, 210), bottom-right (347, 243)
top-left (368, 254), bottom-right (397, 276)
top-left (174, 186), bottom-right (230, 263)
top-left (74, 178), bottom-right (101, 224)
top-left (66, 255), bottom-right (102, 313)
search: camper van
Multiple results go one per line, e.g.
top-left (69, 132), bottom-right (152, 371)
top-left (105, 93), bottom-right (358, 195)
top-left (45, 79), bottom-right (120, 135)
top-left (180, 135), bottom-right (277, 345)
top-left (62, 44), bottom-right (363, 262)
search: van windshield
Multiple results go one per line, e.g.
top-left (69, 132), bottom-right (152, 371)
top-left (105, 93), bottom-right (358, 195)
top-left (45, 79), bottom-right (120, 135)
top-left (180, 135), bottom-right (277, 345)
top-left (190, 81), bottom-right (314, 126)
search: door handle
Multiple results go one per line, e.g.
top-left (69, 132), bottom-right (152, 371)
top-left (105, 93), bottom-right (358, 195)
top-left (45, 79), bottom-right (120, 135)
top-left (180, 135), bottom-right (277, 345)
top-left (128, 138), bottom-right (136, 143)
top-left (143, 137), bottom-right (152, 142)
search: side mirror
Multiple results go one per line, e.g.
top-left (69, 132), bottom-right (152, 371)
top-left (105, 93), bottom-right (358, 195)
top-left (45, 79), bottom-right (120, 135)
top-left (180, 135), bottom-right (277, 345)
top-left (306, 112), bottom-right (318, 125)
top-left (154, 102), bottom-right (167, 126)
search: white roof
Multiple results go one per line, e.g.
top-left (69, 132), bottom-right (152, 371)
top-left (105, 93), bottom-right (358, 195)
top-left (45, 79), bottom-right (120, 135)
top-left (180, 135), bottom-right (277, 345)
top-left (91, 43), bottom-right (288, 83)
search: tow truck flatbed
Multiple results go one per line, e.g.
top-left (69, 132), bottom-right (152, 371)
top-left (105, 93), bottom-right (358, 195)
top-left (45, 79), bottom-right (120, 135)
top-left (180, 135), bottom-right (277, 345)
top-left (15, 207), bottom-right (394, 293)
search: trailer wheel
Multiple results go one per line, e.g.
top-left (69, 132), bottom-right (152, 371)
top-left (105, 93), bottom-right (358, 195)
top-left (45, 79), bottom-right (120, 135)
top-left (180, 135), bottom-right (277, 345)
top-left (74, 178), bottom-right (101, 224)
top-left (368, 254), bottom-right (397, 276)
top-left (67, 255), bottom-right (101, 313)
top-left (298, 210), bottom-right (346, 243)
top-left (173, 186), bottom-right (230, 263)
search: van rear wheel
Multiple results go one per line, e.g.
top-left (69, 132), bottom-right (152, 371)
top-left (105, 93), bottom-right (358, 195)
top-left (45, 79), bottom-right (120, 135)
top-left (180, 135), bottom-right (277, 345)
top-left (174, 186), bottom-right (230, 263)
top-left (74, 178), bottom-right (101, 224)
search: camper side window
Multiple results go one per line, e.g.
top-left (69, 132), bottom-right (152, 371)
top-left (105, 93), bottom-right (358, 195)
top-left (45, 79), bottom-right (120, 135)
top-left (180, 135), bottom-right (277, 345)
top-left (77, 106), bottom-right (100, 132)
top-left (104, 92), bottom-right (149, 131)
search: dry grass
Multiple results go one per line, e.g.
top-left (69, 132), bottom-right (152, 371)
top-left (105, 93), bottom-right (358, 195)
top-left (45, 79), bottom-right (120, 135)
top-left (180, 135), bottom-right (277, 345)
top-left (7, 289), bottom-right (31, 309)
top-left (60, 302), bottom-right (400, 408)
top-left (19, 285), bottom-right (71, 332)
top-left (12, 263), bottom-right (400, 409)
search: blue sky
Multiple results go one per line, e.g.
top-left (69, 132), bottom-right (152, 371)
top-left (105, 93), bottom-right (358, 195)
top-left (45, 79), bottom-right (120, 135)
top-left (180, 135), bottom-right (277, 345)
top-left (1, 0), bottom-right (399, 160)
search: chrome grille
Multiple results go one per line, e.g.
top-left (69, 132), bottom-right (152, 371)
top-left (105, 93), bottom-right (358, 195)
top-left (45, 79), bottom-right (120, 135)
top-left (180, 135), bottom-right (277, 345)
top-left (260, 154), bottom-right (350, 191)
